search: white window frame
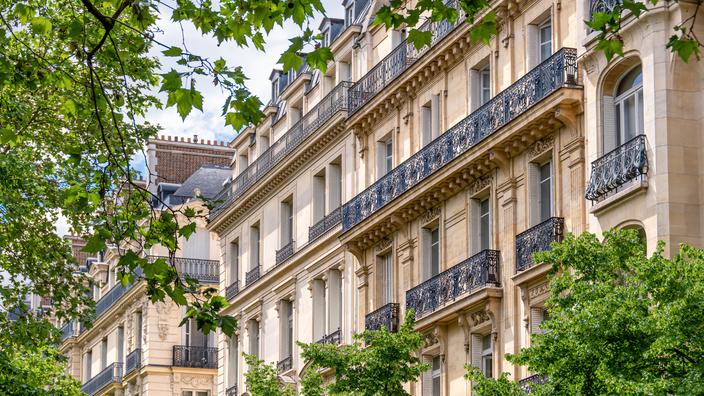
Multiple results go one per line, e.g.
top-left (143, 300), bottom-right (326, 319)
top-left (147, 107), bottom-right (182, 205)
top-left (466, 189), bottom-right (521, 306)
top-left (614, 69), bottom-right (644, 146)
top-left (538, 17), bottom-right (552, 63)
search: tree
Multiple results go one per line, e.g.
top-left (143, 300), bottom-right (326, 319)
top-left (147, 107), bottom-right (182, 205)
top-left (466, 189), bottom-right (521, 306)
top-left (243, 353), bottom-right (296, 396)
top-left (299, 310), bottom-right (429, 396)
top-left (466, 228), bottom-right (704, 395)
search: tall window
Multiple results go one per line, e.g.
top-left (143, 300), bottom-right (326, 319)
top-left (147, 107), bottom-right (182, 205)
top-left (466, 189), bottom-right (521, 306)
top-left (380, 253), bottom-right (393, 305)
top-left (420, 95), bottom-right (440, 147)
top-left (117, 326), bottom-right (124, 363)
top-left (481, 334), bottom-right (493, 377)
top-left (228, 336), bottom-right (238, 387)
top-left (281, 198), bottom-right (293, 246)
top-left (328, 270), bottom-right (343, 334)
top-left (101, 338), bottom-right (108, 369)
top-left (345, 4), bottom-right (354, 26)
top-left (238, 152), bottom-right (249, 175)
top-left (423, 226), bottom-right (440, 280)
top-left (280, 300), bottom-right (293, 359)
top-left (432, 356), bottom-right (442, 395)
top-left (479, 198), bottom-right (490, 251)
top-left (539, 162), bottom-right (552, 222)
top-left (312, 278), bottom-right (326, 341)
top-left (538, 18), bottom-right (552, 62)
top-left (479, 65), bottom-right (491, 106)
top-left (229, 241), bottom-right (239, 285)
top-left (377, 136), bottom-right (393, 178)
top-left (615, 65), bottom-right (644, 146)
top-left (248, 320), bottom-right (260, 358)
top-left (313, 169), bottom-right (326, 223)
top-left (250, 223), bottom-right (260, 269)
top-left (84, 350), bottom-right (92, 381)
top-left (328, 158), bottom-right (342, 211)
top-left (135, 311), bottom-right (143, 349)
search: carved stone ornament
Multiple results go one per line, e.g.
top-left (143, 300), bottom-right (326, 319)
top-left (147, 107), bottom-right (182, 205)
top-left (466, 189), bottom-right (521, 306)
top-left (158, 323), bottom-right (169, 341)
top-left (424, 331), bottom-right (440, 348)
top-left (528, 136), bottom-right (554, 160)
top-left (181, 374), bottom-right (213, 386)
top-left (528, 282), bottom-right (549, 300)
top-left (470, 309), bottom-right (491, 327)
top-left (468, 177), bottom-right (492, 196)
top-left (375, 237), bottom-right (392, 252)
top-left (421, 207), bottom-right (441, 224)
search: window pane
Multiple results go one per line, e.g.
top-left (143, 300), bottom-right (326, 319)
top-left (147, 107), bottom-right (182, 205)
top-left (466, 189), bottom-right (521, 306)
top-left (637, 88), bottom-right (644, 136)
top-left (624, 95), bottom-right (636, 141)
top-left (385, 140), bottom-right (393, 173)
top-left (539, 163), bottom-right (552, 222)
top-left (480, 199), bottom-right (490, 251)
top-left (430, 228), bottom-right (440, 276)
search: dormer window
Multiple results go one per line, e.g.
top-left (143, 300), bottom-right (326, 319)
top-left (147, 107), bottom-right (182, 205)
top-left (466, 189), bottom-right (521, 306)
top-left (272, 78), bottom-right (280, 102)
top-left (345, 3), bottom-right (354, 26)
top-left (322, 29), bottom-right (330, 47)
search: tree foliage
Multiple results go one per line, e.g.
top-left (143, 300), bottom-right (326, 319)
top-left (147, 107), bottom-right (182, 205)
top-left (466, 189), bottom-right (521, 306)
top-left (467, 228), bottom-right (704, 395)
top-left (299, 310), bottom-right (429, 396)
top-left (243, 353), bottom-right (296, 396)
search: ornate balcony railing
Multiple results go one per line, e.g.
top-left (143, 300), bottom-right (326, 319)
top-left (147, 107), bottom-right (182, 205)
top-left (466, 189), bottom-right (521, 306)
top-left (315, 328), bottom-right (342, 345)
top-left (342, 48), bottom-right (578, 231)
top-left (148, 255), bottom-right (219, 283)
top-left (277, 356), bottom-right (293, 373)
top-left (518, 374), bottom-right (549, 393)
top-left (172, 345), bottom-right (218, 369)
top-left (226, 282), bottom-right (240, 300)
top-left (125, 348), bottom-right (142, 376)
top-left (585, 134), bottom-right (647, 202)
top-left (60, 320), bottom-right (78, 341)
top-left (515, 217), bottom-right (564, 273)
top-left (95, 283), bottom-right (130, 318)
top-left (226, 385), bottom-right (238, 396)
top-left (590, 0), bottom-right (622, 19)
top-left (406, 250), bottom-right (500, 319)
top-left (348, 0), bottom-right (467, 115)
top-left (275, 241), bottom-right (295, 265)
top-left (365, 303), bottom-right (400, 332)
top-left (309, 207), bottom-right (342, 242)
top-left (211, 81), bottom-right (353, 219)
top-left (245, 266), bottom-right (261, 286)
top-left (81, 362), bottom-right (123, 396)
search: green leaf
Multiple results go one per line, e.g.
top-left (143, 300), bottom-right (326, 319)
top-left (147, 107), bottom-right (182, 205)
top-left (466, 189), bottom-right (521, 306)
top-left (82, 234), bottom-right (107, 254)
top-left (220, 315), bottom-right (238, 337)
top-left (407, 29), bottom-right (432, 50)
top-left (30, 17), bottom-right (52, 35)
top-left (667, 35), bottom-right (700, 63)
top-left (596, 37), bottom-right (624, 61)
top-left (178, 222), bottom-right (197, 239)
top-left (306, 47), bottom-right (333, 73)
top-left (470, 12), bottom-right (497, 45)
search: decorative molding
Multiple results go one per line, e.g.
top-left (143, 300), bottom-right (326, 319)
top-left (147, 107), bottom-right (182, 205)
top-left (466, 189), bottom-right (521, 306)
top-left (468, 177), bottom-right (492, 196)
top-left (527, 135), bottom-right (554, 160)
top-left (158, 323), bottom-right (169, 341)
top-left (528, 282), bottom-right (549, 300)
top-left (375, 237), bottom-right (392, 252)
top-left (470, 309), bottom-right (491, 327)
top-left (420, 206), bottom-right (441, 224)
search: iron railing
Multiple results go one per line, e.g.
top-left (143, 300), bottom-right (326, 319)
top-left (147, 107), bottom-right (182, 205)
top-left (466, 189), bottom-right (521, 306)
top-left (406, 250), bottom-right (500, 319)
top-left (81, 362), bottom-right (123, 396)
top-left (585, 134), bottom-right (647, 202)
top-left (211, 81), bottom-right (353, 218)
top-left (148, 255), bottom-right (219, 283)
top-left (590, 0), bottom-right (622, 19)
top-left (515, 217), bottom-right (564, 272)
top-left (125, 348), bottom-right (142, 376)
top-left (60, 321), bottom-right (78, 341)
top-left (226, 282), bottom-right (240, 300)
top-left (342, 48), bottom-right (579, 231)
top-left (309, 207), bottom-right (342, 242)
top-left (277, 356), bottom-right (293, 373)
top-left (519, 374), bottom-right (549, 393)
top-left (315, 328), bottom-right (342, 345)
top-left (95, 283), bottom-right (130, 318)
top-left (245, 266), bottom-right (261, 286)
top-left (172, 345), bottom-right (218, 369)
top-left (226, 385), bottom-right (238, 396)
top-left (275, 241), bottom-right (295, 265)
top-left (348, 0), bottom-right (467, 114)
top-left (365, 302), bottom-right (400, 332)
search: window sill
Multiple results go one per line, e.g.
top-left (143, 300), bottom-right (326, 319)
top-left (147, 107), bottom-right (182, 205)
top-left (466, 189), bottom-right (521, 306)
top-left (589, 179), bottom-right (648, 215)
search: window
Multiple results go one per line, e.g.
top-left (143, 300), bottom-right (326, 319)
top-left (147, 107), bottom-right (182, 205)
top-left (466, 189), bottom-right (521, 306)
top-left (479, 65), bottom-right (491, 105)
top-left (135, 311), bottom-right (143, 349)
top-left (432, 356), bottom-right (442, 396)
top-left (538, 18), bottom-right (552, 63)
top-left (272, 78), bottom-right (279, 101)
top-left (391, 29), bottom-right (407, 48)
top-left (280, 198), bottom-right (293, 246)
top-left (530, 307), bottom-right (550, 334)
top-left (322, 29), bottom-right (330, 47)
top-left (313, 169), bottom-right (326, 223)
top-left (345, 4), bottom-right (354, 26)
top-left (312, 278), bottom-right (326, 341)
top-left (479, 198), bottom-right (490, 251)
top-left (84, 350), bottom-right (92, 381)
top-left (423, 226), bottom-right (441, 280)
top-left (470, 61), bottom-right (491, 111)
top-left (101, 338), bottom-right (107, 369)
top-left (228, 336), bottom-right (238, 387)
top-left (328, 269), bottom-right (343, 334)
top-left (250, 223), bottom-right (260, 270)
top-left (481, 334), bottom-right (493, 377)
top-left (380, 253), bottom-right (393, 305)
top-left (280, 300), bottom-right (293, 359)
top-left (615, 65), bottom-right (644, 146)
top-left (422, 355), bottom-right (442, 396)
top-left (420, 95), bottom-right (440, 147)
top-left (238, 152), bottom-right (249, 175)
top-left (248, 320), bottom-right (260, 357)
top-left (328, 158), bottom-right (342, 211)
top-left (182, 391), bottom-right (209, 396)
top-left (117, 326), bottom-right (124, 364)
top-left (539, 162), bottom-right (552, 222)
top-left (229, 241), bottom-right (239, 285)
top-left (377, 136), bottom-right (393, 178)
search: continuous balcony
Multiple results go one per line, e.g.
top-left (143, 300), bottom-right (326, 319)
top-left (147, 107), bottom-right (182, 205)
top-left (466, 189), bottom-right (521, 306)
top-left (277, 356), bottom-right (293, 373)
top-left (406, 250), bottom-right (500, 319)
top-left (365, 303), bottom-right (400, 332)
top-left (348, 0), bottom-right (466, 115)
top-left (309, 207), bottom-right (342, 242)
top-left (519, 374), bottom-right (549, 393)
top-left (515, 217), bottom-right (564, 273)
top-left (95, 283), bottom-right (131, 318)
top-left (125, 348), bottom-right (142, 376)
top-left (211, 81), bottom-right (352, 219)
top-left (585, 134), bottom-right (647, 202)
top-left (226, 385), bottom-right (238, 396)
top-left (342, 48), bottom-right (579, 232)
top-left (60, 320), bottom-right (78, 341)
top-left (276, 241), bottom-right (295, 265)
top-left (315, 328), bottom-right (341, 345)
top-left (225, 282), bottom-right (240, 300)
top-left (81, 362), bottom-right (123, 396)
top-left (245, 266), bottom-right (261, 286)
top-left (148, 255), bottom-right (219, 283)
top-left (173, 345), bottom-right (217, 369)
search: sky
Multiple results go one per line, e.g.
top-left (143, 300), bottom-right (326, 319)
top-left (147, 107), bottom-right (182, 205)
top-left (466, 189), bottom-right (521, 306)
top-left (56, 0), bottom-right (345, 237)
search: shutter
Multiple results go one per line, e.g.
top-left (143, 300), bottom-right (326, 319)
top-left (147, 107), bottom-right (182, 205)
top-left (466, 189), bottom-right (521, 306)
top-left (602, 96), bottom-right (617, 153)
top-left (471, 334), bottom-right (483, 368)
top-left (528, 164), bottom-right (540, 226)
top-left (530, 307), bottom-right (544, 335)
top-left (422, 356), bottom-right (433, 396)
top-left (526, 24), bottom-right (538, 69)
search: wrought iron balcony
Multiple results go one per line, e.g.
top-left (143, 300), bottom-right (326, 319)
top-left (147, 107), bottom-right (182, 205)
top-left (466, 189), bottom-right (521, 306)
top-left (148, 255), bottom-right (219, 283)
top-left (406, 250), bottom-right (500, 319)
top-left (519, 374), bottom-right (549, 393)
top-left (276, 241), bottom-right (295, 265)
top-left (95, 283), bottom-right (130, 318)
top-left (365, 303), bottom-right (400, 332)
top-left (60, 320), bottom-right (78, 341)
top-left (309, 207), bottom-right (342, 242)
top-left (590, 0), bottom-right (622, 20)
top-left (81, 362), bottom-right (123, 396)
top-left (342, 48), bottom-right (578, 231)
top-left (277, 356), bottom-right (293, 373)
top-left (585, 134), bottom-right (647, 202)
top-left (226, 282), bottom-right (240, 300)
top-left (125, 348), bottom-right (142, 376)
top-left (172, 345), bottom-right (218, 369)
top-left (226, 385), bottom-right (238, 396)
top-left (245, 266), bottom-right (261, 286)
top-left (348, 0), bottom-right (467, 115)
top-left (515, 217), bottom-right (564, 273)
top-left (315, 328), bottom-right (341, 345)
top-left (211, 81), bottom-right (352, 219)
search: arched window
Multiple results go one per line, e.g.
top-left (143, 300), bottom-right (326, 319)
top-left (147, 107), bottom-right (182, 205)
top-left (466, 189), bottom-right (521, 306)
top-left (603, 64), bottom-right (644, 152)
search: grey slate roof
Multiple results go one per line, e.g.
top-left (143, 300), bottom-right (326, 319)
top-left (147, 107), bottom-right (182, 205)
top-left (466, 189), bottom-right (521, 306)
top-left (172, 165), bottom-right (231, 202)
